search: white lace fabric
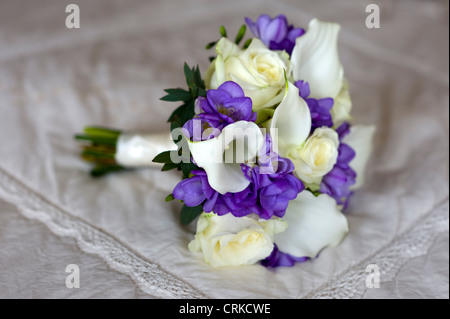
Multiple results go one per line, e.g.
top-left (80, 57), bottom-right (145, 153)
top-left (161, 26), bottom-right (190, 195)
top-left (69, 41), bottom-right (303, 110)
top-left (0, 0), bottom-right (448, 298)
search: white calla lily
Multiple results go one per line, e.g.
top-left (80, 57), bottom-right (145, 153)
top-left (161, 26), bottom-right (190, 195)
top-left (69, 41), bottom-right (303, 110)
top-left (274, 191), bottom-right (349, 259)
top-left (343, 125), bottom-right (376, 190)
top-left (187, 121), bottom-right (264, 194)
top-left (269, 80), bottom-right (311, 155)
top-left (270, 81), bottom-right (339, 185)
top-left (291, 18), bottom-right (344, 100)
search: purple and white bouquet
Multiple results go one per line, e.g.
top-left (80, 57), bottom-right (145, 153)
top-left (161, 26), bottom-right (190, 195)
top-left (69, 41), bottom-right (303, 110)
top-left (76, 14), bottom-right (375, 268)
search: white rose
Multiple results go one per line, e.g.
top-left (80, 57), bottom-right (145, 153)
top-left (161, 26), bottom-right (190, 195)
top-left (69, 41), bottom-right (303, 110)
top-left (287, 127), bottom-right (339, 185)
top-left (205, 37), bottom-right (290, 110)
top-left (189, 213), bottom-right (287, 267)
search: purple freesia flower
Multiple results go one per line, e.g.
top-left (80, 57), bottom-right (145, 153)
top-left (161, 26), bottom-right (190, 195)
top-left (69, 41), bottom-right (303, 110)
top-left (182, 116), bottom-right (223, 142)
top-left (258, 171), bottom-right (304, 219)
top-left (320, 123), bottom-right (357, 209)
top-left (336, 121), bottom-right (351, 140)
top-left (261, 244), bottom-right (309, 268)
top-left (235, 134), bottom-right (304, 219)
top-left (295, 80), bottom-right (334, 133)
top-left (172, 175), bottom-right (206, 207)
top-left (172, 135), bottom-right (304, 220)
top-left (219, 159), bottom-right (304, 219)
top-left (183, 81), bottom-right (257, 141)
top-left (245, 14), bottom-right (305, 55)
top-left (172, 169), bottom-right (233, 215)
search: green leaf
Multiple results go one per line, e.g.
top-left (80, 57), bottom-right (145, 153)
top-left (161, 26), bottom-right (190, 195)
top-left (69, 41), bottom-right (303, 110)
top-left (170, 117), bottom-right (184, 136)
top-left (181, 99), bottom-right (196, 123)
top-left (82, 149), bottom-right (115, 159)
top-left (152, 151), bottom-right (177, 164)
top-left (234, 24), bottom-right (246, 44)
top-left (160, 88), bottom-right (192, 102)
top-left (167, 103), bottom-right (187, 123)
top-left (255, 108), bottom-right (276, 126)
top-left (164, 88), bottom-right (189, 94)
top-left (184, 63), bottom-right (195, 92)
top-left (205, 41), bottom-right (217, 50)
top-left (194, 65), bottom-right (205, 90)
top-left (165, 63), bottom-right (206, 131)
top-left (180, 204), bottom-right (203, 225)
top-left (162, 162), bottom-right (179, 171)
top-left (220, 25), bottom-right (227, 38)
top-left (312, 191), bottom-right (321, 197)
top-left (84, 126), bottom-right (121, 139)
top-left (243, 38), bottom-right (252, 49)
top-left (165, 194), bottom-right (175, 202)
top-left (169, 99), bottom-right (195, 129)
top-left (197, 88), bottom-right (207, 97)
top-left (75, 134), bottom-right (117, 146)
top-left (90, 165), bottom-right (127, 178)
top-left (181, 162), bottom-right (199, 179)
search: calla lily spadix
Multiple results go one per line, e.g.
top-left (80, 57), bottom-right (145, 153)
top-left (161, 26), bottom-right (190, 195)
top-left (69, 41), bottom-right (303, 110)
top-left (186, 121), bottom-right (264, 195)
top-left (274, 190), bottom-right (349, 259)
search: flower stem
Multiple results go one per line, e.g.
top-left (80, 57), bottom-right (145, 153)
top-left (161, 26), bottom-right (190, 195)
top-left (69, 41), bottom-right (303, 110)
top-left (75, 126), bottom-right (129, 177)
top-left (90, 165), bottom-right (128, 177)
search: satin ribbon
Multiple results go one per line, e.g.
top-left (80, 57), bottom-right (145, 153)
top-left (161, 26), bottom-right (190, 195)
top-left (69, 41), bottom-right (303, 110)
top-left (115, 132), bottom-right (177, 167)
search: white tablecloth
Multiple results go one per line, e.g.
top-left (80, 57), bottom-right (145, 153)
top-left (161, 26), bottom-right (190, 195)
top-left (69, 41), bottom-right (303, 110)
top-left (0, 0), bottom-right (448, 299)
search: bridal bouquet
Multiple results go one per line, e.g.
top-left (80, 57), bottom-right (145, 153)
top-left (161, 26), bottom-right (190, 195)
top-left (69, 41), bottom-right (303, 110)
top-left (76, 14), bottom-right (375, 268)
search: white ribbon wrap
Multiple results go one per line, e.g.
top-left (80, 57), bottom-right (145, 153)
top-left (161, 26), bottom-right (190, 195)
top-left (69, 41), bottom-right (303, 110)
top-left (115, 132), bottom-right (177, 167)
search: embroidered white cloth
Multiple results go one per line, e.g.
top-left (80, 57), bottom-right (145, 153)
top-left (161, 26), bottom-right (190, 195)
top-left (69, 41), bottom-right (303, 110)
top-left (0, 0), bottom-right (448, 299)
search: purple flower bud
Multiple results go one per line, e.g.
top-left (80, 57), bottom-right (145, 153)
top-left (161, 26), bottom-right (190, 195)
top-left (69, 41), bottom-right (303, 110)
top-left (336, 122), bottom-right (351, 140)
top-left (261, 244), bottom-right (309, 268)
top-left (320, 143), bottom-right (357, 208)
top-left (245, 14), bottom-right (305, 55)
top-left (172, 176), bottom-right (206, 207)
top-left (295, 80), bottom-right (334, 132)
top-left (294, 80), bottom-right (311, 99)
